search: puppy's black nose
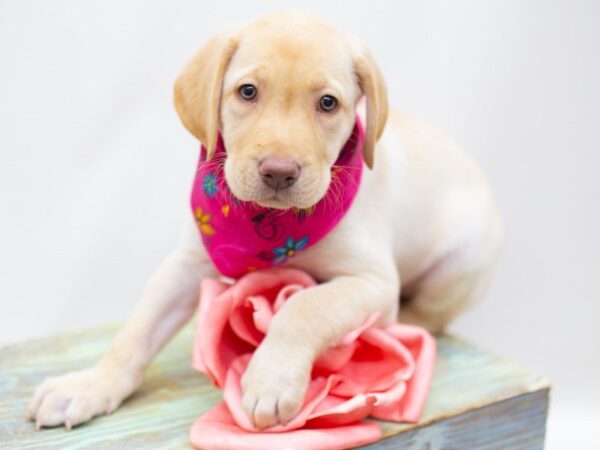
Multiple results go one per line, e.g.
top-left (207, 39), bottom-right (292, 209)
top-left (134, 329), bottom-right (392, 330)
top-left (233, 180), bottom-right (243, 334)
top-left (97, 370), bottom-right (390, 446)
top-left (259, 158), bottom-right (300, 190)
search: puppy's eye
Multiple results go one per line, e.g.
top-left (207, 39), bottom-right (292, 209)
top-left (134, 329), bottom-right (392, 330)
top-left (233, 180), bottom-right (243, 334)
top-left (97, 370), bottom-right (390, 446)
top-left (239, 84), bottom-right (257, 101)
top-left (319, 95), bottom-right (338, 112)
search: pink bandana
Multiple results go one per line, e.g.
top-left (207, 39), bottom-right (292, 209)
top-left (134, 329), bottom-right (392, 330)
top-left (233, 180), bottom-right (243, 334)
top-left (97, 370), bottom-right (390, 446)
top-left (190, 117), bottom-right (365, 279)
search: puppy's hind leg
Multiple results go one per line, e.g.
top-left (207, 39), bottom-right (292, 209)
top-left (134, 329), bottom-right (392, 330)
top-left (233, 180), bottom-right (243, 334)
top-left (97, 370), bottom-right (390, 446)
top-left (399, 262), bottom-right (491, 334)
top-left (399, 219), bottom-right (502, 334)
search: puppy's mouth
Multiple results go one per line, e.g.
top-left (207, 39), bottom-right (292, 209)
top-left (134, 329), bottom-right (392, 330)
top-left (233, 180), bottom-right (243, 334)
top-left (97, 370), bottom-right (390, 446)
top-left (253, 191), bottom-right (293, 209)
top-left (250, 181), bottom-right (324, 210)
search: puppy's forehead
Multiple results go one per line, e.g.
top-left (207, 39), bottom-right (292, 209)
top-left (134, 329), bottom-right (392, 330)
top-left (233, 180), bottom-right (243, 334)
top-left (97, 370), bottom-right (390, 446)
top-left (231, 21), bottom-right (354, 84)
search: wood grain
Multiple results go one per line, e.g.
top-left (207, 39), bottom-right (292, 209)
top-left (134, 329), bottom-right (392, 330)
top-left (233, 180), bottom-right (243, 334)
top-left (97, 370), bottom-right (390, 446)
top-left (0, 324), bottom-right (550, 449)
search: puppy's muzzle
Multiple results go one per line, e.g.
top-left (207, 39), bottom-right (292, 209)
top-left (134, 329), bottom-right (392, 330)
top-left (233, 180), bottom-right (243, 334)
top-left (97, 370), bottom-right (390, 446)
top-left (258, 157), bottom-right (301, 190)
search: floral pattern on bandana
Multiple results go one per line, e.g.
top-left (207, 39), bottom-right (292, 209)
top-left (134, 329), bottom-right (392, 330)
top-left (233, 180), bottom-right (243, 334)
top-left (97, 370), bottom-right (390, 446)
top-left (202, 173), bottom-right (218, 197)
top-left (194, 207), bottom-right (215, 236)
top-left (272, 237), bottom-right (309, 264)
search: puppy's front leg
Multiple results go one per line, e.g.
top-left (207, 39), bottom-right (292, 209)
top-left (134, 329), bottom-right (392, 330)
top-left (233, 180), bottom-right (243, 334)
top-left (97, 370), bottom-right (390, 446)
top-left (241, 265), bottom-right (399, 429)
top-left (28, 221), bottom-right (215, 429)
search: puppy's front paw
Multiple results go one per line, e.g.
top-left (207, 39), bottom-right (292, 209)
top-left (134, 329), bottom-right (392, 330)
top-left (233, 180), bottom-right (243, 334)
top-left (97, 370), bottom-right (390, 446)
top-left (241, 344), bottom-right (311, 429)
top-left (27, 364), bottom-right (138, 430)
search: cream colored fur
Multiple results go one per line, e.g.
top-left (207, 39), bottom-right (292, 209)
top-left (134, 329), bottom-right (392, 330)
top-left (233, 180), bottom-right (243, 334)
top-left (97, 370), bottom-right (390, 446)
top-left (28, 12), bottom-right (501, 431)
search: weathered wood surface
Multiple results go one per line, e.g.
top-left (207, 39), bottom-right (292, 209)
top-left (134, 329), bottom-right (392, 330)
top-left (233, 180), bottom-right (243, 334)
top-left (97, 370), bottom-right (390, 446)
top-left (0, 323), bottom-right (549, 449)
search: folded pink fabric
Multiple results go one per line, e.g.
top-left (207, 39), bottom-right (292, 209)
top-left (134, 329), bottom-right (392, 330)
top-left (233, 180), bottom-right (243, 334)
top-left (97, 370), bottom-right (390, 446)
top-left (190, 268), bottom-right (436, 450)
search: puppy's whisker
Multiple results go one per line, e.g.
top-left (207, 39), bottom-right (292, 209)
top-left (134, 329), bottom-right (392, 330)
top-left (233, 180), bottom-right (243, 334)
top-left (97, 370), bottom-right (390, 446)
top-left (330, 179), bottom-right (344, 213)
top-left (332, 164), bottom-right (360, 171)
top-left (323, 178), bottom-right (343, 214)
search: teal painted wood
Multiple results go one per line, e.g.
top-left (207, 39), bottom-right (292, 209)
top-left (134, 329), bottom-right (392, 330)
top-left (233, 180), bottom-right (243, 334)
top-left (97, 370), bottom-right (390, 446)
top-left (361, 390), bottom-right (549, 449)
top-left (0, 324), bottom-right (550, 449)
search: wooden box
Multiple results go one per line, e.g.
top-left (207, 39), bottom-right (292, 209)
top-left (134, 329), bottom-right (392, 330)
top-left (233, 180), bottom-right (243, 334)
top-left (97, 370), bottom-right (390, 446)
top-left (0, 324), bottom-right (550, 449)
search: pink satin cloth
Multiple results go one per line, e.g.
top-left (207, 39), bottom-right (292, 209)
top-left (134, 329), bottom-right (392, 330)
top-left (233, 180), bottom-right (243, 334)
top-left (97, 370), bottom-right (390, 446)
top-left (190, 268), bottom-right (436, 450)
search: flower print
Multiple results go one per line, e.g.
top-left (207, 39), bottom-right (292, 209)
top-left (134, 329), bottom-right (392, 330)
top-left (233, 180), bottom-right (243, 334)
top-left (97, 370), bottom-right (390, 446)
top-left (202, 173), bottom-right (218, 197)
top-left (272, 236), bottom-right (309, 264)
top-left (252, 211), bottom-right (285, 241)
top-left (195, 207), bottom-right (215, 236)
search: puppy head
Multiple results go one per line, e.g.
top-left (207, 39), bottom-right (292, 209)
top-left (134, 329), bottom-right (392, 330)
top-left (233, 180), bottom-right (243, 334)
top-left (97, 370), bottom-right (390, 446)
top-left (174, 12), bottom-right (387, 209)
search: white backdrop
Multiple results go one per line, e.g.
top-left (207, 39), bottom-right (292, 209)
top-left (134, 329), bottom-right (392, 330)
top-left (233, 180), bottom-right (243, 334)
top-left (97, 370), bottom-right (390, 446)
top-left (1, 1), bottom-right (598, 448)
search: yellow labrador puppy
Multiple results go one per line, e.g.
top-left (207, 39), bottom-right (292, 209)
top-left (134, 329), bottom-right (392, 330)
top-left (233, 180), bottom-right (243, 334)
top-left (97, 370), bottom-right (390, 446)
top-left (29, 12), bottom-right (501, 430)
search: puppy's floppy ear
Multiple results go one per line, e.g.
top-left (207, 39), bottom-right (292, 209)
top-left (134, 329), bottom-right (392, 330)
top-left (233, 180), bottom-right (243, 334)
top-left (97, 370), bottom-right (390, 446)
top-left (353, 47), bottom-right (388, 169)
top-left (174, 33), bottom-right (239, 158)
